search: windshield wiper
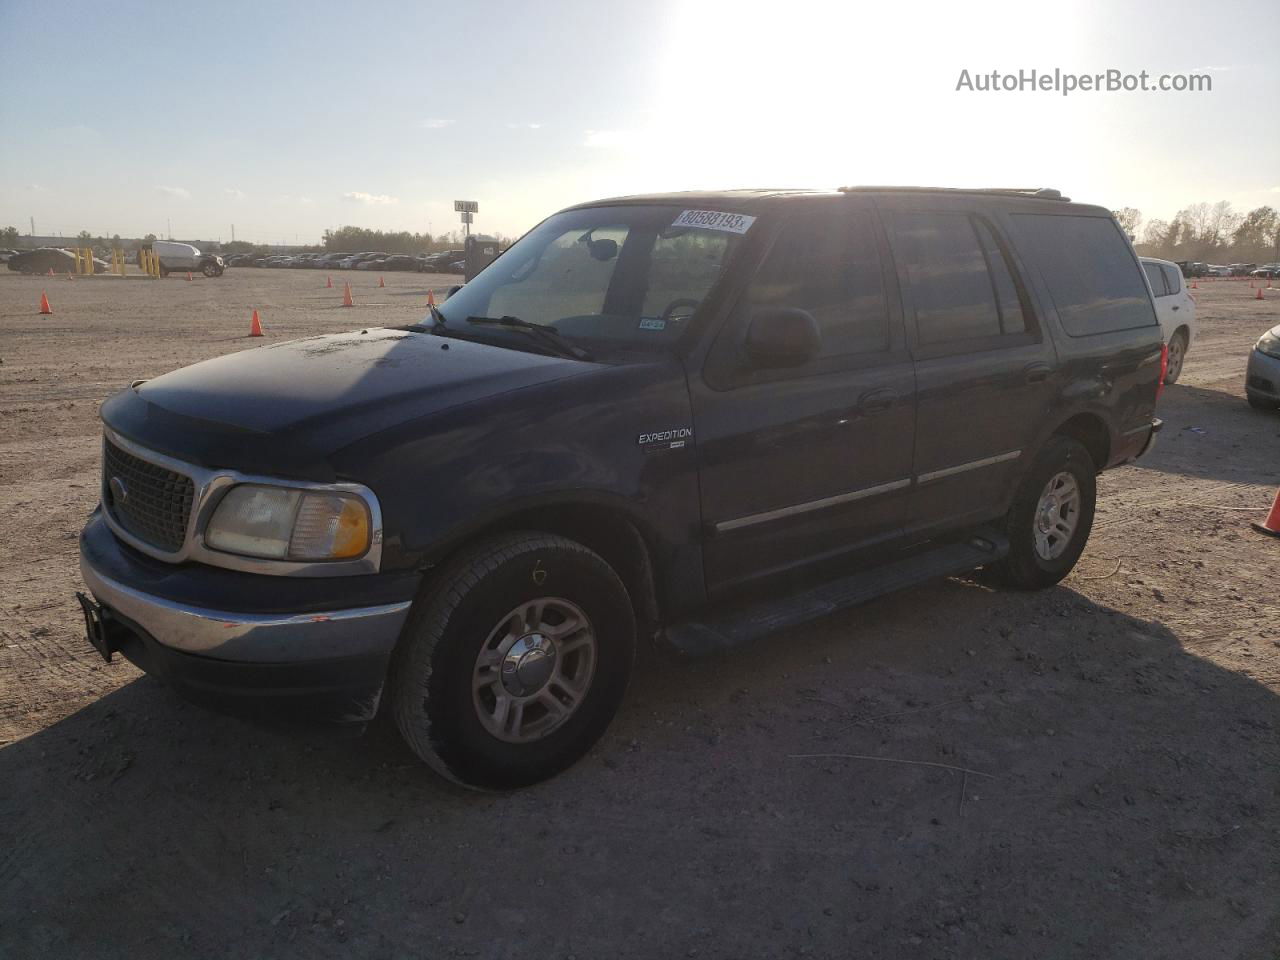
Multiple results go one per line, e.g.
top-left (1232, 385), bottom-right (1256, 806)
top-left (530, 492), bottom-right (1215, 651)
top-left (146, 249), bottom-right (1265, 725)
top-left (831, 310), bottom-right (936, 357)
top-left (465, 316), bottom-right (593, 361)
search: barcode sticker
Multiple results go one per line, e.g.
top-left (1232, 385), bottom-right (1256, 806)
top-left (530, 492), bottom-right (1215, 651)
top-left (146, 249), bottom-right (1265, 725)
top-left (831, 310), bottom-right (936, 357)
top-left (671, 210), bottom-right (756, 234)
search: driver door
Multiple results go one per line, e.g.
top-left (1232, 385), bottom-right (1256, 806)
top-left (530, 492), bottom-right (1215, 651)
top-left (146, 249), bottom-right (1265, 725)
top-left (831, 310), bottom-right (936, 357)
top-left (690, 200), bottom-right (916, 596)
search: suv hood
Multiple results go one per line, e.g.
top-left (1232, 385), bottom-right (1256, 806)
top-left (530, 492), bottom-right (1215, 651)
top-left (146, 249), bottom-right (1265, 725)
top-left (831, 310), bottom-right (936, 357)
top-left (101, 329), bottom-right (589, 478)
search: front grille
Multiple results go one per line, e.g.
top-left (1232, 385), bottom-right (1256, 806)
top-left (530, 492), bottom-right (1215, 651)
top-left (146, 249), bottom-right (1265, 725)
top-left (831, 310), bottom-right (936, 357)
top-left (102, 438), bottom-right (194, 553)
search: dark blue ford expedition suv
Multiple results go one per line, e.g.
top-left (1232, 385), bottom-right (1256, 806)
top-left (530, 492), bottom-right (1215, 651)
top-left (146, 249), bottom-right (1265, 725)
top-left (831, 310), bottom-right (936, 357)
top-left (78, 187), bottom-right (1164, 788)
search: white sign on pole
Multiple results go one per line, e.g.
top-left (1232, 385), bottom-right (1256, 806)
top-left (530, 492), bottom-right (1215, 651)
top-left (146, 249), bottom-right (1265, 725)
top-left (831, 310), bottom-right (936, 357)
top-left (453, 200), bottom-right (479, 213)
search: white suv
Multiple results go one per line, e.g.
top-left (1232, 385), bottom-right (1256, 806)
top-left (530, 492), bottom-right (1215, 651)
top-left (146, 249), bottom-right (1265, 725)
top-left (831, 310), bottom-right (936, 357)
top-left (1141, 257), bottom-right (1197, 383)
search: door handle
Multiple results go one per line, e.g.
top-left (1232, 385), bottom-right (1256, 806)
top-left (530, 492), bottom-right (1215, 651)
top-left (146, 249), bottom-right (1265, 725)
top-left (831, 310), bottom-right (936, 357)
top-left (857, 387), bottom-right (898, 414)
top-left (1023, 362), bottom-right (1052, 384)
top-left (1171, 304), bottom-right (1180, 311)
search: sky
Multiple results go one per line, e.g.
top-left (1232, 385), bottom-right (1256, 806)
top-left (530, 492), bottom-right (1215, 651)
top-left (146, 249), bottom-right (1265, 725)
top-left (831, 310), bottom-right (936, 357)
top-left (1, 0), bottom-right (1276, 245)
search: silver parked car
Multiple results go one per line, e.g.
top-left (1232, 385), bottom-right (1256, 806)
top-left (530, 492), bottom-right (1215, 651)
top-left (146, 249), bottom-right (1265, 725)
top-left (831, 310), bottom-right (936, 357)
top-left (1247, 324), bottom-right (1280, 411)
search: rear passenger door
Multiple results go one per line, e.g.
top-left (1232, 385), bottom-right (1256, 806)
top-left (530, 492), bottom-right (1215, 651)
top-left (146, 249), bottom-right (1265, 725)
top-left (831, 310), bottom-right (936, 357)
top-left (883, 206), bottom-right (1058, 535)
top-left (693, 199), bottom-right (915, 594)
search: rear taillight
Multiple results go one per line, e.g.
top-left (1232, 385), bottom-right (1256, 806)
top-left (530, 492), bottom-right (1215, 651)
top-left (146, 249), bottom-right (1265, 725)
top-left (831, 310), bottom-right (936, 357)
top-left (1156, 342), bottom-right (1169, 402)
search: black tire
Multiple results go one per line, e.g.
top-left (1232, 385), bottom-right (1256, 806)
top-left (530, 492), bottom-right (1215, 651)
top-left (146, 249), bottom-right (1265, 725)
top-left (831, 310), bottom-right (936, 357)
top-left (987, 436), bottom-right (1097, 590)
top-left (202, 262), bottom-right (218, 277)
top-left (1164, 329), bottom-right (1188, 384)
top-left (391, 532), bottom-right (635, 789)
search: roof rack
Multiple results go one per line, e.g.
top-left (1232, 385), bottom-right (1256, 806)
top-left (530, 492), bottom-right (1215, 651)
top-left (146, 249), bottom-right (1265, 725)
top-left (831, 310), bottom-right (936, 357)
top-left (837, 185), bottom-right (1071, 202)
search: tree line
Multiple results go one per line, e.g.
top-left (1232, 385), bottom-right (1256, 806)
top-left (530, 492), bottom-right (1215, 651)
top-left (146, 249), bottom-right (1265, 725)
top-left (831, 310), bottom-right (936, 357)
top-left (0, 225), bottom-right (514, 255)
top-left (1115, 202), bottom-right (1279, 264)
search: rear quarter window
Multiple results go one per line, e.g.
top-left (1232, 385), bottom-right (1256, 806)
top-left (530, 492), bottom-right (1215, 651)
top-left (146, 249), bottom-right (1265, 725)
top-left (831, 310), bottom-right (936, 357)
top-left (1011, 213), bottom-right (1157, 336)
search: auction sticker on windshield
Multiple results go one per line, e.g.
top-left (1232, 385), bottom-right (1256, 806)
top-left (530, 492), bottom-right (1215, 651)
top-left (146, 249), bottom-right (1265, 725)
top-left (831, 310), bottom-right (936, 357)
top-left (671, 210), bottom-right (757, 234)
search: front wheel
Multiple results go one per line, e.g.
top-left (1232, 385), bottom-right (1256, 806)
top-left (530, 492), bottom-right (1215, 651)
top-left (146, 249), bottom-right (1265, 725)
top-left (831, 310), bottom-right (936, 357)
top-left (391, 532), bottom-right (635, 789)
top-left (202, 262), bottom-right (218, 277)
top-left (987, 436), bottom-right (1097, 590)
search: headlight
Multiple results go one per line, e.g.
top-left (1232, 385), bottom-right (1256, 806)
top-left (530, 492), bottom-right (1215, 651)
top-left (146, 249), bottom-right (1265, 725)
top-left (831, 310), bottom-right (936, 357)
top-left (204, 484), bottom-right (372, 561)
top-left (1258, 328), bottom-right (1280, 360)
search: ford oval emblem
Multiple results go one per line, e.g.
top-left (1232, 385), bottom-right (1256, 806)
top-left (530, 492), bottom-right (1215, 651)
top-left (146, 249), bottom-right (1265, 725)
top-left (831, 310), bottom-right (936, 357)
top-left (109, 476), bottom-right (128, 505)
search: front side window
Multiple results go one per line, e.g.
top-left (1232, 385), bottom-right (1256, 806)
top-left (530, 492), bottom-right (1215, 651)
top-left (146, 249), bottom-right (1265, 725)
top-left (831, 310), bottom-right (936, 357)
top-left (741, 207), bottom-right (889, 358)
top-left (438, 205), bottom-right (745, 351)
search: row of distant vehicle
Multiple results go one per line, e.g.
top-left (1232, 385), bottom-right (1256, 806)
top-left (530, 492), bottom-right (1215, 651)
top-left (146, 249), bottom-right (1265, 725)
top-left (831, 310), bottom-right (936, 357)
top-left (223, 250), bottom-right (467, 273)
top-left (1177, 261), bottom-right (1280, 278)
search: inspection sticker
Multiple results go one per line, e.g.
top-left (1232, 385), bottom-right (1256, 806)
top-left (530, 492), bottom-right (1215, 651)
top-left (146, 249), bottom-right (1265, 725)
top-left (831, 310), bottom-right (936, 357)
top-left (671, 209), bottom-right (757, 234)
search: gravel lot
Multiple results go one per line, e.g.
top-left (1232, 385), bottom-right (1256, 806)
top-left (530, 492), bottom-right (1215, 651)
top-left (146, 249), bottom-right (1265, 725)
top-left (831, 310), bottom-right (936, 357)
top-left (1, 268), bottom-right (1278, 959)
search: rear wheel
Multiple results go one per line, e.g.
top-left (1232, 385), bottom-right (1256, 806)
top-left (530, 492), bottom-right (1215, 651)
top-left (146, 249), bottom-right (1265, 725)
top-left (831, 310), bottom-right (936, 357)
top-left (988, 436), bottom-right (1097, 590)
top-left (1164, 329), bottom-right (1188, 384)
top-left (391, 532), bottom-right (635, 789)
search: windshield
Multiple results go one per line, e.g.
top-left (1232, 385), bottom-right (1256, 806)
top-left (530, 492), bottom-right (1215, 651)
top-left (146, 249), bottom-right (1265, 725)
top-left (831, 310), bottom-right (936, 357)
top-left (437, 204), bottom-right (748, 351)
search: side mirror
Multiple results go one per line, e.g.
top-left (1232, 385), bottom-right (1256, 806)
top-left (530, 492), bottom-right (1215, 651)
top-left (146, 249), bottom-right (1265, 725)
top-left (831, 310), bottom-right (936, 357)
top-left (744, 307), bottom-right (821, 367)
top-left (445, 285), bottom-right (463, 300)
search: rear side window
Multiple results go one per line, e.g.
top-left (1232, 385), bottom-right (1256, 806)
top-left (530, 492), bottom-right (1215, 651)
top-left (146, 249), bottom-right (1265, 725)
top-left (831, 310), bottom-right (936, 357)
top-left (1012, 214), bottom-right (1157, 336)
top-left (1161, 264), bottom-right (1182, 295)
top-left (974, 220), bottom-right (1028, 334)
top-left (891, 212), bottom-right (1033, 347)
top-left (1143, 261), bottom-right (1170, 296)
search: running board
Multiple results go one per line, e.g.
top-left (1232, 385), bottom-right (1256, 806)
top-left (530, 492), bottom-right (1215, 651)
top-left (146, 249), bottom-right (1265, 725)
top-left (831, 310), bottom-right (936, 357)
top-left (664, 531), bottom-right (1008, 657)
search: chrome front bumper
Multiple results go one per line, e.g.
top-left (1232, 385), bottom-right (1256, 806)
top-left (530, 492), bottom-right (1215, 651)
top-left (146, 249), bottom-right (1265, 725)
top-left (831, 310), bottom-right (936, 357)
top-left (79, 553), bottom-right (412, 664)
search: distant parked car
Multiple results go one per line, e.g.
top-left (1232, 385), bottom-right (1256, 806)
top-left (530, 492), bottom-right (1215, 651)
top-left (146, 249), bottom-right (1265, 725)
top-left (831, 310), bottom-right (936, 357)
top-left (7, 247), bottom-right (107, 274)
top-left (1141, 257), bottom-right (1197, 384)
top-left (1205, 264), bottom-right (1231, 277)
top-left (377, 255), bottom-right (419, 272)
top-left (1230, 263), bottom-right (1257, 277)
top-left (149, 241), bottom-right (225, 277)
top-left (1250, 265), bottom-right (1280, 279)
top-left (421, 250), bottom-right (464, 272)
top-left (1246, 324), bottom-right (1280, 411)
top-left (0, 248), bottom-right (19, 263)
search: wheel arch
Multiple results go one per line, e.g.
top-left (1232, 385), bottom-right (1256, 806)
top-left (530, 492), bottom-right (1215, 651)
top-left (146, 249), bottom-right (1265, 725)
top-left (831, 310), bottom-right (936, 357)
top-left (417, 496), bottom-right (662, 638)
top-left (1050, 412), bottom-right (1111, 473)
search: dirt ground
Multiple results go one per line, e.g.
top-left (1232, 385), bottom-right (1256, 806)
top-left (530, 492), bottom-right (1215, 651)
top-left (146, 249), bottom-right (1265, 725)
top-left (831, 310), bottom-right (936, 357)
top-left (1, 268), bottom-right (1278, 959)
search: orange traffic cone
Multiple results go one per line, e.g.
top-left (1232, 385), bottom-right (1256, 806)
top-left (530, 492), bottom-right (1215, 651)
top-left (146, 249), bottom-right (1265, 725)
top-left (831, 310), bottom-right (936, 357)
top-left (378, 276), bottom-right (385, 288)
top-left (66, 271), bottom-right (74, 281)
top-left (186, 271), bottom-right (193, 281)
top-left (325, 275), bottom-right (333, 289)
top-left (39, 291), bottom-right (52, 315)
top-left (1252, 489), bottom-right (1280, 539)
top-left (249, 309), bottom-right (264, 337)
top-left (426, 289), bottom-right (437, 308)
top-left (342, 282), bottom-right (354, 307)
top-left (47, 267), bottom-right (54, 276)
top-left (1257, 286), bottom-right (1265, 300)
top-left (1190, 279), bottom-right (1198, 289)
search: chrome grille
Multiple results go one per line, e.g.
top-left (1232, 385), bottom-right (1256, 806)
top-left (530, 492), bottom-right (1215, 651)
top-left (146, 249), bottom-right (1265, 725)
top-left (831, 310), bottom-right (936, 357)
top-left (102, 437), bottom-right (194, 553)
